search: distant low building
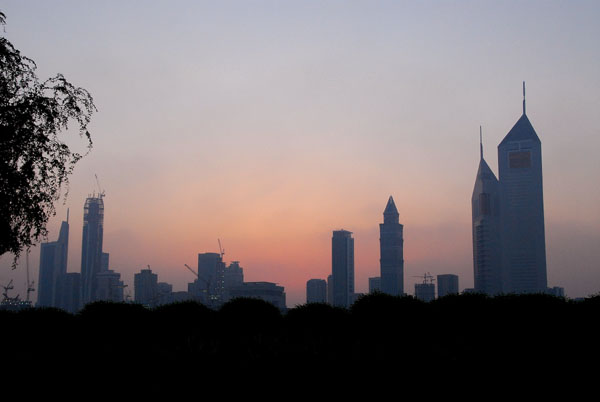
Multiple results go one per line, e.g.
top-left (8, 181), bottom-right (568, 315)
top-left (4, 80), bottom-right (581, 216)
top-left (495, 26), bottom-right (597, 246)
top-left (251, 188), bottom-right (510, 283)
top-left (369, 277), bottom-right (381, 293)
top-left (0, 299), bottom-right (33, 311)
top-left (437, 274), bottom-right (459, 298)
top-left (156, 282), bottom-right (173, 306)
top-left (224, 261), bottom-right (244, 289)
top-left (306, 279), bottom-right (327, 304)
top-left (134, 268), bottom-right (158, 306)
top-left (171, 291), bottom-right (193, 303)
top-left (228, 282), bottom-right (286, 310)
top-left (547, 287), bottom-right (565, 297)
top-left (351, 293), bottom-right (364, 305)
top-left (95, 270), bottom-right (124, 302)
top-left (415, 283), bottom-right (435, 302)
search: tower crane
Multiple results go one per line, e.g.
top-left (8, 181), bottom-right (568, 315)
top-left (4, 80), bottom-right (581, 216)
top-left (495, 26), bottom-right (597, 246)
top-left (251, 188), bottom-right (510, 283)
top-left (184, 263), bottom-right (213, 305)
top-left (413, 273), bottom-right (435, 285)
top-left (218, 239), bottom-right (225, 262)
top-left (94, 174), bottom-right (105, 199)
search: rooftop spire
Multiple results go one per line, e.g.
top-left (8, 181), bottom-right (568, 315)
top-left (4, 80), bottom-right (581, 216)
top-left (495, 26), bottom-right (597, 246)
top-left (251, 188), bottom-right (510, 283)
top-left (523, 81), bottom-right (526, 115)
top-left (67, 208), bottom-right (69, 223)
top-left (480, 126), bottom-right (483, 160)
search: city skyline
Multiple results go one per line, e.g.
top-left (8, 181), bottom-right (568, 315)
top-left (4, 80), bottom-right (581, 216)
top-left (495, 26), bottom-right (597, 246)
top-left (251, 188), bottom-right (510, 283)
top-left (1, 2), bottom-right (599, 307)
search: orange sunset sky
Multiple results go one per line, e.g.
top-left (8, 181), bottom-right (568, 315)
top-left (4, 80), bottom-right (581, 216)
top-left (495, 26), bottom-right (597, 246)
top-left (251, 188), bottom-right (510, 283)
top-left (1, 1), bottom-right (599, 306)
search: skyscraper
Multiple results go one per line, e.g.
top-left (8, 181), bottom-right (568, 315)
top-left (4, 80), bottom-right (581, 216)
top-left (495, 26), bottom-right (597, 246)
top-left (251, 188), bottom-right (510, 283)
top-left (379, 196), bottom-right (404, 296)
top-left (81, 195), bottom-right (104, 304)
top-left (331, 230), bottom-right (354, 308)
top-left (498, 84), bottom-right (547, 293)
top-left (472, 84), bottom-right (548, 295)
top-left (37, 213), bottom-right (69, 307)
top-left (472, 129), bottom-right (503, 295)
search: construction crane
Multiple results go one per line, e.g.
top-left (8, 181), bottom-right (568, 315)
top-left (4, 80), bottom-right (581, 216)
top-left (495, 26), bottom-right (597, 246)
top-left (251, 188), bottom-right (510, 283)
top-left (94, 174), bottom-right (105, 199)
top-left (413, 273), bottom-right (435, 285)
top-left (218, 239), bottom-right (225, 262)
top-left (184, 263), bottom-right (214, 305)
top-left (184, 263), bottom-right (198, 278)
top-left (25, 250), bottom-right (35, 302)
top-left (184, 263), bottom-right (212, 288)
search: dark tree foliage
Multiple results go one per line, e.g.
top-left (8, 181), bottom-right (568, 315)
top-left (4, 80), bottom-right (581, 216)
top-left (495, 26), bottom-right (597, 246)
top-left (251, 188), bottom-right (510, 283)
top-left (2, 295), bottom-right (600, 385)
top-left (0, 12), bottom-right (96, 264)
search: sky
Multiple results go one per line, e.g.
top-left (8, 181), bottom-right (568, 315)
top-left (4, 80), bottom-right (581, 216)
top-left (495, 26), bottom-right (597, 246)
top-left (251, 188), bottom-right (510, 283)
top-left (1, 1), bottom-right (599, 307)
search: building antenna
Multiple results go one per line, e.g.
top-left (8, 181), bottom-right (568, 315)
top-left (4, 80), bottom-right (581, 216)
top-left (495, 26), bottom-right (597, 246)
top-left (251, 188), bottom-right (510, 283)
top-left (67, 208), bottom-right (69, 224)
top-left (523, 81), bottom-right (526, 115)
top-left (480, 126), bottom-right (483, 160)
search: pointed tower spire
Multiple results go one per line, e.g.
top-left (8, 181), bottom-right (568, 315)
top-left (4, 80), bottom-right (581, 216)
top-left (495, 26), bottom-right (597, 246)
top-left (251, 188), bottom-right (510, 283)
top-left (383, 195), bottom-right (399, 224)
top-left (384, 196), bottom-right (398, 214)
top-left (480, 126), bottom-right (483, 160)
top-left (523, 81), bottom-right (526, 115)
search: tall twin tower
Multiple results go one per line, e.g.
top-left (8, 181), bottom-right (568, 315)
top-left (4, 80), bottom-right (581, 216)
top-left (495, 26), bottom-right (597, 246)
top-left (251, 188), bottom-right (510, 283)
top-left (472, 83), bottom-right (547, 295)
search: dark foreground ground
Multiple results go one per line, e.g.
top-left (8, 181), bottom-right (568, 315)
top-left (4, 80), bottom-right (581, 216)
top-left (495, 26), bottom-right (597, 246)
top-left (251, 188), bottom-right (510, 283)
top-left (2, 293), bottom-right (599, 386)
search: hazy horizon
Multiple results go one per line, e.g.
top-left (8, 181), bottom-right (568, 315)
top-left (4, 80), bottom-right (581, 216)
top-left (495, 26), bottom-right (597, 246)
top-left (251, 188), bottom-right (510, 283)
top-left (1, 1), bottom-right (599, 307)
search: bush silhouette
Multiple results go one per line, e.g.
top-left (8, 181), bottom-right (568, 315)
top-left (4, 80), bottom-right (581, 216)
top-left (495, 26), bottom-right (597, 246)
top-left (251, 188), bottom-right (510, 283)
top-left (1, 293), bottom-right (598, 373)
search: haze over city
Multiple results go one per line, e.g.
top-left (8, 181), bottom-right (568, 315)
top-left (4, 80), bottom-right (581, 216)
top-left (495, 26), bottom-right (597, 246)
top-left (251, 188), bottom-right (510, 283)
top-left (1, 1), bottom-right (599, 307)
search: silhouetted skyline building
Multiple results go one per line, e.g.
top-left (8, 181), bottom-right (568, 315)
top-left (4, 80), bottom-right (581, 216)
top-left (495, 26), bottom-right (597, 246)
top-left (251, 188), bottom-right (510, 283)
top-left (380, 196), bottom-right (404, 296)
top-left (196, 252), bottom-right (225, 306)
top-left (37, 214), bottom-right (69, 307)
top-left (331, 229), bottom-right (354, 308)
top-left (415, 283), bottom-right (435, 302)
top-left (101, 252), bottom-right (109, 272)
top-left (95, 269), bottom-right (124, 302)
top-left (156, 282), bottom-right (173, 305)
top-left (134, 268), bottom-right (158, 306)
top-left (369, 277), bottom-right (381, 293)
top-left (224, 261), bottom-right (244, 289)
top-left (472, 128), bottom-right (503, 295)
top-left (306, 279), bottom-right (327, 303)
top-left (498, 84), bottom-right (547, 293)
top-left (437, 274), bottom-right (459, 298)
top-left (327, 274), bottom-right (333, 305)
top-left (81, 195), bottom-right (105, 304)
top-left (55, 272), bottom-right (81, 313)
top-left (548, 286), bottom-right (565, 297)
top-left (227, 282), bottom-right (286, 310)
top-left (472, 84), bottom-right (548, 295)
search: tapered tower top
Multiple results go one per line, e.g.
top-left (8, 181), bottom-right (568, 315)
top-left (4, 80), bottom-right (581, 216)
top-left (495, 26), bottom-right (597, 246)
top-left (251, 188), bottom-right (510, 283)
top-left (499, 83), bottom-right (540, 146)
top-left (383, 196), bottom-right (399, 224)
